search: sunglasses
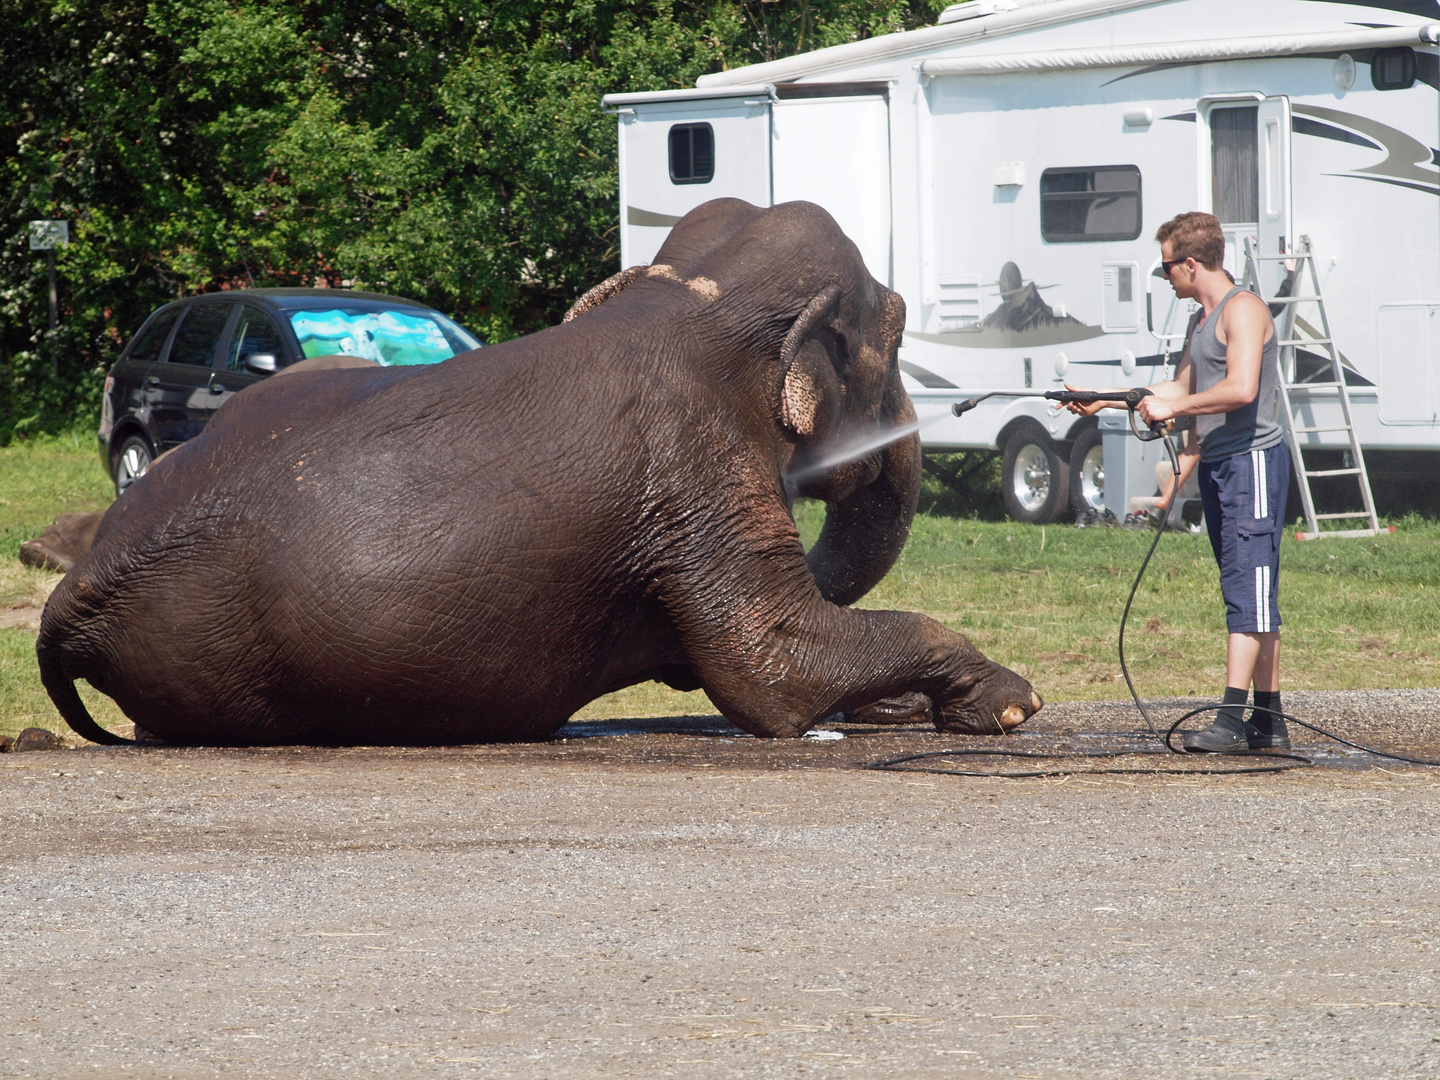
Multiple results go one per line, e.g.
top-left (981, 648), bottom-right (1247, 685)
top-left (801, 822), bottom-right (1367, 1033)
top-left (1155, 257), bottom-right (1188, 277)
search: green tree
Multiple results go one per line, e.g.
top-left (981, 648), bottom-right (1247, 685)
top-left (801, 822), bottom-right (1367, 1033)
top-left (1, 0), bottom-right (945, 439)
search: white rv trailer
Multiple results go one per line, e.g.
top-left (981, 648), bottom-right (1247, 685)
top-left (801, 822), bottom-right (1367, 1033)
top-left (602, 0), bottom-right (1440, 523)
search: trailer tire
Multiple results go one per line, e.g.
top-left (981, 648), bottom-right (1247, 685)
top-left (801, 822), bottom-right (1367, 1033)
top-left (1001, 422), bottom-right (1069, 524)
top-left (1068, 426), bottom-right (1106, 517)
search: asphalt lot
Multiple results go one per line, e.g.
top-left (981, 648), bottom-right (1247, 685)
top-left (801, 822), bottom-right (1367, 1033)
top-left (4, 691), bottom-right (1439, 1079)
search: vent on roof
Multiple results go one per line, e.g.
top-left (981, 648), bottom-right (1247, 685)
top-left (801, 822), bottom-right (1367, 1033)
top-left (937, 0), bottom-right (1015, 24)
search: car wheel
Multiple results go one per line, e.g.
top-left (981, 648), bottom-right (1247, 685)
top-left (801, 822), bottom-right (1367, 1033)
top-left (114, 435), bottom-right (153, 496)
top-left (1001, 422), bottom-right (1068, 524)
top-left (1068, 426), bottom-right (1106, 517)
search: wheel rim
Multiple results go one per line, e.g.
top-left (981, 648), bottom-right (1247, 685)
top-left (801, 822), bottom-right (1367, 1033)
top-left (1080, 444), bottom-right (1105, 510)
top-left (116, 443), bottom-right (150, 494)
top-left (1010, 443), bottom-right (1051, 512)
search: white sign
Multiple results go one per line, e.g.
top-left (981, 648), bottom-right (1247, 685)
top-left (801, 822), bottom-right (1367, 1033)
top-left (28, 220), bottom-right (70, 251)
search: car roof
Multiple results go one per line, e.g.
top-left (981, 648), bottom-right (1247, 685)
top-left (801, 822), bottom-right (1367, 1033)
top-left (164, 288), bottom-right (438, 313)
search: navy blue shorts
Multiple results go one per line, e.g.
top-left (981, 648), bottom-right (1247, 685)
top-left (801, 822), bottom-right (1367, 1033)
top-left (1199, 442), bottom-right (1290, 634)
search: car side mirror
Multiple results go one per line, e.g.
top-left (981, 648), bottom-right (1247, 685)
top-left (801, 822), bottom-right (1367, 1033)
top-left (244, 352), bottom-right (279, 374)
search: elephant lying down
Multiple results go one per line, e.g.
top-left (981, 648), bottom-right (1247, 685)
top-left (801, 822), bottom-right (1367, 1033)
top-left (38, 198), bottom-right (1042, 746)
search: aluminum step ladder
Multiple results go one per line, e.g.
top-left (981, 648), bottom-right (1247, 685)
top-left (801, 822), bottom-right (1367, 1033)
top-left (1241, 236), bottom-right (1383, 540)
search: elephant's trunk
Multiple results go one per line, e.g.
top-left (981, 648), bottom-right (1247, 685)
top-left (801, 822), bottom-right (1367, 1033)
top-left (805, 392), bottom-right (922, 606)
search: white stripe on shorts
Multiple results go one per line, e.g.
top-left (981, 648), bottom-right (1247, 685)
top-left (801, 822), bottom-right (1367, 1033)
top-left (1255, 564), bottom-right (1272, 633)
top-left (1252, 448), bottom-right (1268, 519)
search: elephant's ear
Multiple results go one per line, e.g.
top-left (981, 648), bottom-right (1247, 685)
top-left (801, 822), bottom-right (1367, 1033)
top-left (778, 284), bottom-right (843, 438)
top-left (563, 266), bottom-right (646, 323)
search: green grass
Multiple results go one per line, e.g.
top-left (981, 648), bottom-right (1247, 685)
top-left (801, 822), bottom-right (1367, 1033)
top-left (0, 429), bottom-right (121, 740)
top-left (579, 500), bottom-right (1440, 720)
top-left (0, 428), bottom-right (114, 561)
top-left (2, 434), bottom-right (1436, 739)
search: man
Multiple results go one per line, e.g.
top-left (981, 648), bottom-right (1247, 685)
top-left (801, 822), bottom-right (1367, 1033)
top-left (1063, 211), bottom-right (1290, 753)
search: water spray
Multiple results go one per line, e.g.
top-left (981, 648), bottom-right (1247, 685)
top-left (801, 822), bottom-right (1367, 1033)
top-left (785, 411), bottom-right (949, 493)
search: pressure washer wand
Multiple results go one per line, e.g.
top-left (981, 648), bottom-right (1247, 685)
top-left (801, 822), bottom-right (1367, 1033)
top-left (950, 388), bottom-right (1172, 443)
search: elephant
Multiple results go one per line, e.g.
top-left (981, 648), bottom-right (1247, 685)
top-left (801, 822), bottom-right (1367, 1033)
top-left (38, 198), bottom-right (1043, 747)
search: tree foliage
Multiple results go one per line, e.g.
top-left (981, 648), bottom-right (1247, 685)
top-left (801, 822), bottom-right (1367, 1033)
top-left (0, 0), bottom-right (945, 437)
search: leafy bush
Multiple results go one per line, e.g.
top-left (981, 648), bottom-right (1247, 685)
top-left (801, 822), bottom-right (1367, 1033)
top-left (1, 0), bottom-right (946, 439)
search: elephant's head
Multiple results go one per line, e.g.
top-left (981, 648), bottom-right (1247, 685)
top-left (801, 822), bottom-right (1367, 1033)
top-left (570, 199), bottom-right (921, 607)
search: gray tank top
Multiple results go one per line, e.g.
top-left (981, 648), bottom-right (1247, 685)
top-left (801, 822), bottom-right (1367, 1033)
top-left (1190, 286), bottom-right (1283, 462)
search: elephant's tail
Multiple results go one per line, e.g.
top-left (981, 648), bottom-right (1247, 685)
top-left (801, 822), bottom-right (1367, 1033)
top-left (36, 611), bottom-right (134, 748)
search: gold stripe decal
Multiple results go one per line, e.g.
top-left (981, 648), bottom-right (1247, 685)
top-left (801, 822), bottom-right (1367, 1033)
top-left (627, 207), bottom-right (684, 228)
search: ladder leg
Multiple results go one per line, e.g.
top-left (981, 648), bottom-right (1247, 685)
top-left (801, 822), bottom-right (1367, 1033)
top-left (1278, 238), bottom-right (1382, 539)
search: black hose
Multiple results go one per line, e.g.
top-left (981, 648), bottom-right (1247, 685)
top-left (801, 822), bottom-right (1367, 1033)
top-left (1116, 433), bottom-right (1178, 739)
top-left (868, 423), bottom-right (1439, 778)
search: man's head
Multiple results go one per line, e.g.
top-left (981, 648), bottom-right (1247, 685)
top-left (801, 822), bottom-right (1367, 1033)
top-left (1155, 212), bottom-right (1227, 297)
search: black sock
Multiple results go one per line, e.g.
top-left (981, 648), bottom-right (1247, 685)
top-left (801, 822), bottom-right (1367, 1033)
top-left (1217, 686), bottom-right (1249, 731)
top-left (1251, 690), bottom-right (1283, 733)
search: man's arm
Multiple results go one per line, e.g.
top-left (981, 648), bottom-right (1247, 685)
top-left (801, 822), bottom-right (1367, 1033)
top-left (1061, 317), bottom-right (1196, 417)
top-left (1138, 293), bottom-right (1268, 425)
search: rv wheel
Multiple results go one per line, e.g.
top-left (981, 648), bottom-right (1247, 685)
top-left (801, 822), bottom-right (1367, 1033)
top-left (1068, 427), bottom-right (1106, 517)
top-left (1001, 422), bottom-right (1068, 524)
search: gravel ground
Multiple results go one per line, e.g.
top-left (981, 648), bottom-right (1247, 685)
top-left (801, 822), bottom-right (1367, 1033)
top-left (4, 690), bottom-right (1440, 1079)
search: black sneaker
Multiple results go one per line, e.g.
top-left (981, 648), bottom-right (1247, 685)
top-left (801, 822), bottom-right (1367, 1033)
top-left (1244, 719), bottom-right (1291, 750)
top-left (1182, 716), bottom-right (1249, 753)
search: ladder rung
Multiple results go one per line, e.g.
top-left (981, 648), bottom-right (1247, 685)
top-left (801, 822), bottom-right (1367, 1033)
top-left (1295, 528), bottom-right (1386, 540)
top-left (1291, 425), bottom-right (1354, 434)
top-left (1305, 467), bottom-right (1363, 478)
top-left (1250, 253), bottom-right (1309, 262)
top-left (1316, 511), bottom-right (1374, 520)
top-left (1280, 338), bottom-right (1332, 346)
top-left (1284, 381), bottom-right (1342, 390)
top-left (1267, 295), bottom-right (1321, 304)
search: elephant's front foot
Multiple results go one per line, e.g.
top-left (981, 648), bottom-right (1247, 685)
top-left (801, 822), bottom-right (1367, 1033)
top-left (935, 662), bottom-right (1043, 735)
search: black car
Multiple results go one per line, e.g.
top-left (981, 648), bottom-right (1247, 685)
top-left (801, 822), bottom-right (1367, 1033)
top-left (99, 289), bottom-right (481, 494)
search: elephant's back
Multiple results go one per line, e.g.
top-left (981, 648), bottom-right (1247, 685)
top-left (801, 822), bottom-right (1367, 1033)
top-left (69, 351), bottom-right (658, 741)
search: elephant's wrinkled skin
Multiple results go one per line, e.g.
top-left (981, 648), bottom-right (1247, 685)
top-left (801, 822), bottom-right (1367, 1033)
top-left (39, 199), bottom-right (1042, 746)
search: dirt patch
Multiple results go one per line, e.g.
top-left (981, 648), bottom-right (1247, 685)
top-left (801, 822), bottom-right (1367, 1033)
top-left (3, 712), bottom-right (1439, 1079)
top-left (0, 604), bottom-right (42, 631)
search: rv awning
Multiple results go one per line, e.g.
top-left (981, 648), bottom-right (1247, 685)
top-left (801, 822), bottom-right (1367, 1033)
top-left (919, 24), bottom-right (1440, 77)
top-left (602, 85), bottom-right (774, 108)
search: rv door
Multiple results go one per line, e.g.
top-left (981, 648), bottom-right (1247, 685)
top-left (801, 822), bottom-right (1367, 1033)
top-left (1204, 95), bottom-right (1291, 294)
top-left (614, 95), bottom-right (772, 268)
top-left (1255, 96), bottom-right (1293, 299)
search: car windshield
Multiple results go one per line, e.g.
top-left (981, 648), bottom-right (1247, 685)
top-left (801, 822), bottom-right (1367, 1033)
top-left (288, 307), bottom-right (480, 366)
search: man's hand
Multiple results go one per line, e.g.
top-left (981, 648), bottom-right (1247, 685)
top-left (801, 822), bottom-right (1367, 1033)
top-left (1060, 383), bottom-right (1106, 416)
top-left (1137, 394), bottom-right (1177, 425)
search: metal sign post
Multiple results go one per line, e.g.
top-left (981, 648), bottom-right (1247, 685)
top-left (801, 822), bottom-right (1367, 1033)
top-left (29, 220), bottom-right (70, 377)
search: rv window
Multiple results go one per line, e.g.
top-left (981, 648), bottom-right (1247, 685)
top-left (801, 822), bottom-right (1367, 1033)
top-left (1039, 166), bottom-right (1142, 242)
top-left (1371, 48), bottom-right (1416, 90)
top-left (1210, 106), bottom-right (1258, 224)
top-left (669, 123), bottom-right (714, 184)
